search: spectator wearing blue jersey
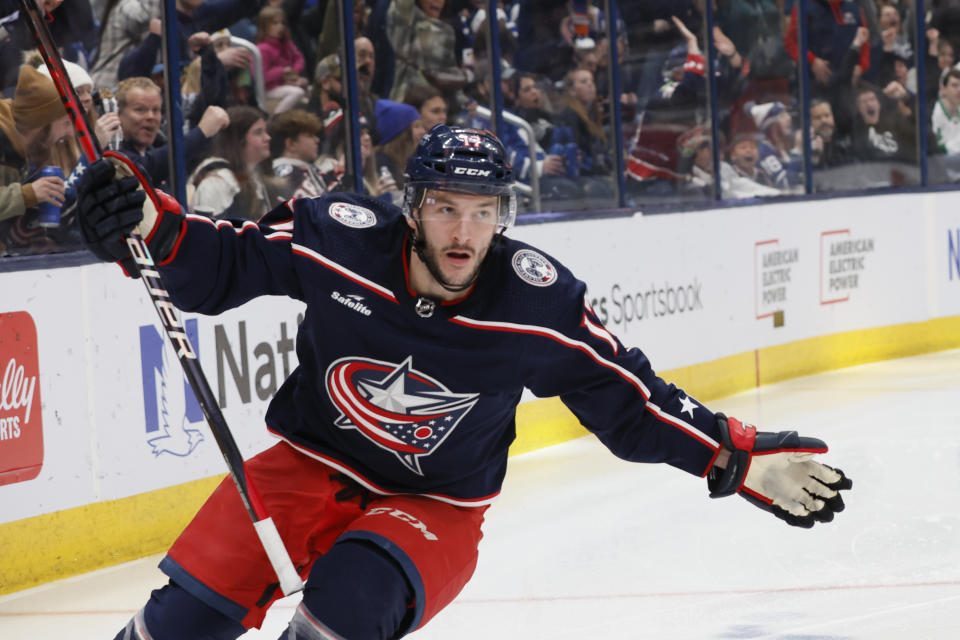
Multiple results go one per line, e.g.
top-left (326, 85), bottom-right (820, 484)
top-left (745, 100), bottom-right (803, 193)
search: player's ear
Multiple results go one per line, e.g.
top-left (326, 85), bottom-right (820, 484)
top-left (405, 210), bottom-right (419, 232)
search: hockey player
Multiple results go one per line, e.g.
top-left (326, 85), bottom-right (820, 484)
top-left (76, 124), bottom-right (851, 640)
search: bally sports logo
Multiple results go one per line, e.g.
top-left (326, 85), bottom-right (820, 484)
top-left (0, 311), bottom-right (44, 486)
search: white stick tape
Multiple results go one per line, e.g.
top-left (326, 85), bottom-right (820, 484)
top-left (253, 517), bottom-right (305, 595)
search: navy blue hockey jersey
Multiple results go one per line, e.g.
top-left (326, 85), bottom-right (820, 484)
top-left (157, 194), bottom-right (724, 506)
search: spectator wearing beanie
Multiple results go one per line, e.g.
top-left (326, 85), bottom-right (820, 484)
top-left (37, 60), bottom-right (123, 152)
top-left (746, 100), bottom-right (803, 193)
top-left (374, 98), bottom-right (422, 188)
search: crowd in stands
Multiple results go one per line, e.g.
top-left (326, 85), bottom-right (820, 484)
top-left (2, 0), bottom-right (960, 258)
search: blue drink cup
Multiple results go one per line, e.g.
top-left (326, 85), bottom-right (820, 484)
top-left (564, 143), bottom-right (580, 178)
top-left (36, 166), bottom-right (64, 228)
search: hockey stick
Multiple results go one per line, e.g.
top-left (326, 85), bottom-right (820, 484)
top-left (17, 0), bottom-right (304, 595)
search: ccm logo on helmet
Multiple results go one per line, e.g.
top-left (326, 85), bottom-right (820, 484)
top-left (452, 167), bottom-right (491, 177)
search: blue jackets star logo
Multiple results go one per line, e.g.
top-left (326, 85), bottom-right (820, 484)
top-left (325, 356), bottom-right (479, 475)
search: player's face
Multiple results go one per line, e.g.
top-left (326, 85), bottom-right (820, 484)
top-left (409, 189), bottom-right (499, 296)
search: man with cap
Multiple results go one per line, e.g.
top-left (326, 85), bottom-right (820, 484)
top-left (0, 65), bottom-right (70, 254)
top-left (309, 53), bottom-right (343, 114)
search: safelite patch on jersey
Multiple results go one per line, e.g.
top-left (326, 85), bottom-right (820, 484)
top-left (328, 202), bottom-right (377, 228)
top-left (512, 249), bottom-right (557, 287)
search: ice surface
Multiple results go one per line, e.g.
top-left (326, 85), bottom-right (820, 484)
top-left (2, 350), bottom-right (958, 639)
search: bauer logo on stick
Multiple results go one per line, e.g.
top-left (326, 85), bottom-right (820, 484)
top-left (325, 356), bottom-right (478, 475)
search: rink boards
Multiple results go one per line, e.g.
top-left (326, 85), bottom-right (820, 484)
top-left (2, 190), bottom-right (960, 594)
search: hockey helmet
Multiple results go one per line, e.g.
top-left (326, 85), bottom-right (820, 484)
top-left (403, 124), bottom-right (517, 230)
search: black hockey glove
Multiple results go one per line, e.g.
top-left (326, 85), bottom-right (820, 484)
top-left (77, 153), bottom-right (184, 277)
top-left (708, 414), bottom-right (852, 528)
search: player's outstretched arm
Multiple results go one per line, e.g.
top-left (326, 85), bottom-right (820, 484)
top-left (76, 155), bottom-right (184, 277)
top-left (707, 414), bottom-right (852, 528)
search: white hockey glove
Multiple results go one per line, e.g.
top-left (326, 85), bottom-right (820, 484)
top-left (707, 414), bottom-right (852, 528)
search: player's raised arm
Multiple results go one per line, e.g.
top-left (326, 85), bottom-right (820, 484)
top-left (76, 157), bottom-right (305, 312)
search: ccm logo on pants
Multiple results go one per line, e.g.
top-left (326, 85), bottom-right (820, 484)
top-left (367, 507), bottom-right (439, 541)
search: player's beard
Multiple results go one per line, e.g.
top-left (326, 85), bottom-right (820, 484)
top-left (418, 236), bottom-right (490, 292)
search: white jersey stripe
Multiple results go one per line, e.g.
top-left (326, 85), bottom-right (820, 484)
top-left (292, 243), bottom-right (399, 302)
top-left (187, 214), bottom-right (291, 241)
top-left (582, 312), bottom-right (618, 354)
top-left (449, 315), bottom-right (719, 450)
top-left (451, 315), bottom-right (650, 397)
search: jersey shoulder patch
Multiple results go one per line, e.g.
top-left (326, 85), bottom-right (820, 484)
top-left (511, 248), bottom-right (558, 287)
top-left (328, 200), bottom-right (378, 229)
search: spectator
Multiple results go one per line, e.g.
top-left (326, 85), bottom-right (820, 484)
top-left (404, 83), bottom-right (448, 132)
top-left (354, 36), bottom-right (381, 141)
top-left (257, 5), bottom-right (308, 115)
top-left (808, 97), bottom-right (854, 169)
top-left (866, 3), bottom-right (913, 88)
top-left (849, 82), bottom-right (916, 164)
top-left (0, 0), bottom-right (67, 90)
top-left (458, 63), bottom-right (540, 188)
top-left (932, 68), bottom-right (960, 163)
top-left (626, 0), bottom-right (700, 109)
top-left (115, 77), bottom-right (229, 189)
top-left (512, 72), bottom-right (556, 150)
top-left (720, 133), bottom-right (781, 198)
top-left (514, 0), bottom-right (583, 82)
top-left (315, 0), bottom-right (371, 63)
top-left (36, 59), bottom-right (123, 152)
top-left (916, 32), bottom-right (955, 110)
top-left (268, 108), bottom-right (329, 200)
top-left (386, 0), bottom-right (460, 101)
top-left (375, 98), bottom-right (422, 188)
top-left (366, 0), bottom-right (397, 99)
top-left (784, 0), bottom-right (871, 97)
top-left (188, 105), bottom-right (272, 219)
top-left (716, 0), bottom-right (792, 136)
top-left (554, 67), bottom-right (613, 187)
top-left (593, 33), bottom-right (639, 141)
top-left (676, 127), bottom-right (717, 197)
top-left (319, 104), bottom-right (398, 201)
top-left (93, 0), bottom-right (260, 91)
top-left (308, 53), bottom-right (342, 114)
top-left (745, 101), bottom-right (803, 192)
top-left (0, 65), bottom-right (71, 255)
top-left (627, 17), bottom-right (746, 199)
